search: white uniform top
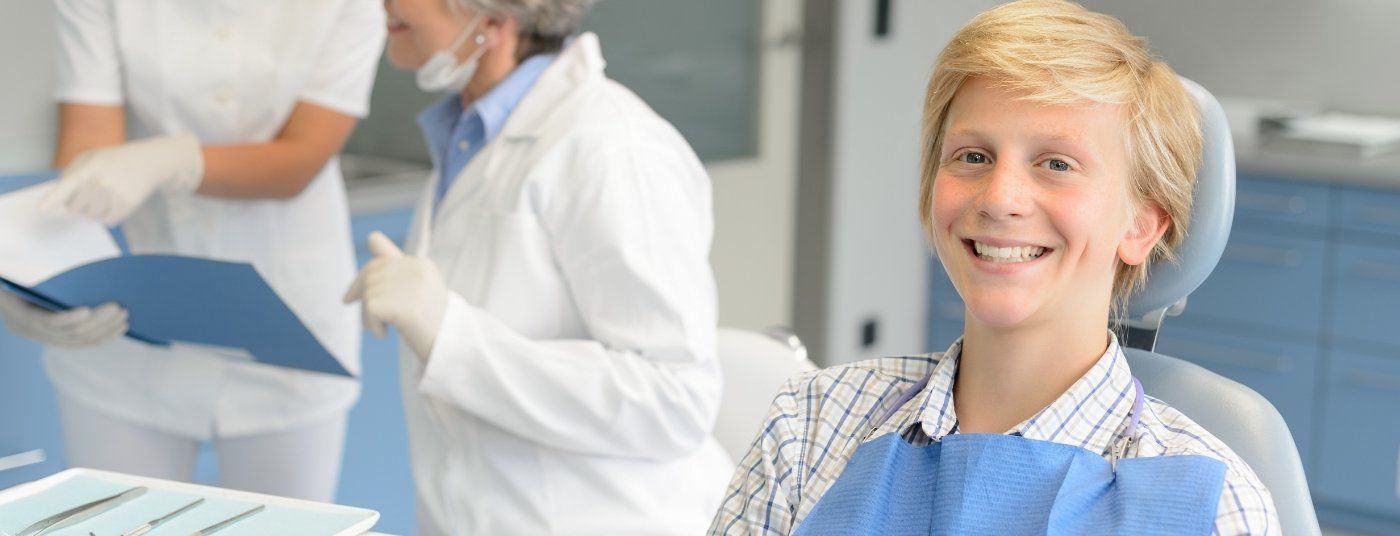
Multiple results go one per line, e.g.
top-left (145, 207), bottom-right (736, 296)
top-left (401, 33), bottom-right (734, 536)
top-left (47, 0), bottom-right (385, 438)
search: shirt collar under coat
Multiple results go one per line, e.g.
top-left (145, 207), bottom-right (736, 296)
top-left (405, 32), bottom-right (608, 255)
top-left (875, 331), bottom-right (1137, 457)
top-left (416, 51), bottom-right (558, 171)
top-left (412, 31), bottom-right (605, 185)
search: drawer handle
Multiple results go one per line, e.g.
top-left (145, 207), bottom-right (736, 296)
top-left (1350, 260), bottom-right (1400, 283)
top-left (1236, 191), bottom-right (1307, 215)
top-left (1161, 338), bottom-right (1294, 373)
top-left (0, 449), bottom-right (46, 472)
top-left (1221, 243), bottom-right (1303, 268)
top-left (1343, 371), bottom-right (1400, 393)
top-left (1360, 206), bottom-right (1400, 227)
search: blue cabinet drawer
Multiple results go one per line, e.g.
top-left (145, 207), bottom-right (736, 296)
top-left (0, 448), bottom-right (57, 491)
top-left (1154, 324), bottom-right (1318, 469)
top-left (928, 300), bottom-right (964, 352)
top-left (0, 332), bottom-right (68, 491)
top-left (350, 208), bottom-right (415, 266)
top-left (1181, 227), bottom-right (1326, 334)
top-left (1338, 186), bottom-right (1400, 238)
top-left (1331, 243), bottom-right (1400, 349)
top-left (1314, 349), bottom-right (1400, 518)
top-left (926, 262), bottom-right (964, 351)
top-left (1233, 176), bottom-right (1331, 228)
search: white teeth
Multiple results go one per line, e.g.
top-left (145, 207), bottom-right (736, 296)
top-left (972, 241), bottom-right (1046, 263)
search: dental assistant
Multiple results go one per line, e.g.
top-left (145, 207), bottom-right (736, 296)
top-left (5, 0), bottom-right (384, 501)
top-left (344, 0), bottom-right (732, 533)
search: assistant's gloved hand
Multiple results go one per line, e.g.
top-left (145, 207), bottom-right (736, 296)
top-left (0, 292), bottom-right (129, 348)
top-left (39, 133), bottom-right (205, 226)
top-left (343, 232), bottom-right (449, 361)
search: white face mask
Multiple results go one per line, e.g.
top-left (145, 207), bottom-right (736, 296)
top-left (416, 13), bottom-right (488, 93)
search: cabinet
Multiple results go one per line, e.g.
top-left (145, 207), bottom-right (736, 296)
top-left (337, 206), bottom-right (417, 536)
top-left (0, 334), bottom-right (66, 491)
top-left (1314, 350), bottom-right (1400, 517)
top-left (926, 173), bottom-right (1400, 527)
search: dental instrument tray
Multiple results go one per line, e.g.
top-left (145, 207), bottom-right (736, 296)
top-left (0, 468), bottom-right (378, 536)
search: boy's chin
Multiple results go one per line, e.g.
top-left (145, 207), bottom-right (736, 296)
top-left (962, 300), bottom-right (1041, 331)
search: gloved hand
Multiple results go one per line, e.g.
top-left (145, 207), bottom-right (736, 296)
top-left (343, 232), bottom-right (449, 361)
top-left (39, 133), bottom-right (205, 226)
top-left (0, 292), bottom-right (129, 348)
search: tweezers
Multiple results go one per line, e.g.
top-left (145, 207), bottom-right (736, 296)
top-left (120, 497), bottom-right (205, 536)
top-left (17, 486), bottom-right (147, 536)
top-left (188, 504), bottom-right (265, 536)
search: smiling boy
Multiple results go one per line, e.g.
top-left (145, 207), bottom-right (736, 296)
top-left (709, 1), bottom-right (1280, 534)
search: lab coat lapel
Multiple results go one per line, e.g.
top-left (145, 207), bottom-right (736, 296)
top-left (496, 32), bottom-right (607, 142)
top-left (426, 32), bottom-right (607, 242)
top-left (407, 171), bottom-right (437, 257)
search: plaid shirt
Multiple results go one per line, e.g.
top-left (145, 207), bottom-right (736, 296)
top-left (709, 335), bottom-right (1280, 535)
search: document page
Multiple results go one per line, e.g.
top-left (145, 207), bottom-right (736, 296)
top-left (0, 182), bottom-right (120, 287)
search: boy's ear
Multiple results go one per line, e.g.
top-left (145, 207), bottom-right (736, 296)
top-left (1119, 200), bottom-right (1170, 266)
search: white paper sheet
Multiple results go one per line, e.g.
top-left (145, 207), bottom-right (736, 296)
top-left (0, 182), bottom-right (120, 286)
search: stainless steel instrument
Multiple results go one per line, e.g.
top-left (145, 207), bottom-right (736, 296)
top-left (188, 504), bottom-right (265, 536)
top-left (120, 498), bottom-right (205, 536)
top-left (17, 486), bottom-right (147, 536)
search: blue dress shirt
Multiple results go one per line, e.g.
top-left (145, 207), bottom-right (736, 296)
top-left (417, 53), bottom-right (556, 207)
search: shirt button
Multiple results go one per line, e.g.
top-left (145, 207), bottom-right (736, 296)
top-left (217, 25), bottom-right (232, 40)
top-left (457, 140), bottom-right (470, 151)
top-left (215, 90), bottom-right (232, 105)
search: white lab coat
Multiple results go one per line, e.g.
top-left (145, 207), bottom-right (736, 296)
top-left (46, 0), bottom-right (384, 438)
top-left (400, 33), bottom-right (734, 535)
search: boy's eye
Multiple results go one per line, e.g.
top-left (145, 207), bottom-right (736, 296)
top-left (958, 151), bottom-right (988, 164)
top-left (1042, 158), bottom-right (1070, 172)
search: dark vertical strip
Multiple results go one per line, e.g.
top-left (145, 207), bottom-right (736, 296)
top-left (793, 0), bottom-right (838, 366)
top-left (874, 0), bottom-right (892, 38)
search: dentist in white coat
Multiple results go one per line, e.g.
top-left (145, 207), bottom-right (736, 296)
top-left (344, 0), bottom-right (732, 533)
top-left (0, 0), bottom-right (383, 502)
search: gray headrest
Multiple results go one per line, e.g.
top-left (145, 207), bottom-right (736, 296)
top-left (1127, 78), bottom-right (1236, 318)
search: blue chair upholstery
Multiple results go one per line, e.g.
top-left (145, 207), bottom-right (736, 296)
top-left (1121, 78), bottom-right (1321, 535)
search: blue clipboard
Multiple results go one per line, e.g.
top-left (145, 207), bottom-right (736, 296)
top-left (0, 171), bottom-right (351, 377)
top-left (1, 255), bottom-right (351, 378)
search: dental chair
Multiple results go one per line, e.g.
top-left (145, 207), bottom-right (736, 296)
top-left (1117, 78), bottom-right (1321, 535)
top-left (713, 327), bottom-right (816, 461)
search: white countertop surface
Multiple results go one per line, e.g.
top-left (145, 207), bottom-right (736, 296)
top-left (340, 153), bottom-right (430, 216)
top-left (1235, 136), bottom-right (1400, 190)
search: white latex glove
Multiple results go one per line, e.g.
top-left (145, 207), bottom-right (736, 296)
top-left (39, 133), bottom-right (205, 226)
top-left (343, 232), bottom-right (449, 361)
top-left (0, 292), bottom-right (129, 348)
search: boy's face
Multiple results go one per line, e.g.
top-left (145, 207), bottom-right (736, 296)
top-left (930, 76), bottom-right (1165, 330)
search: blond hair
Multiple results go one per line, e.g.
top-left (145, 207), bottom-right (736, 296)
top-left (918, 0), bottom-right (1202, 312)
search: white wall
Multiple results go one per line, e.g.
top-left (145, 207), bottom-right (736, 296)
top-left (1080, 0), bottom-right (1400, 116)
top-left (0, 2), bottom-right (58, 172)
top-left (804, 0), bottom-right (999, 365)
top-left (707, 0), bottom-right (804, 332)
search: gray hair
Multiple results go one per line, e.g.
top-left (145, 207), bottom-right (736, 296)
top-left (455, 0), bottom-right (596, 36)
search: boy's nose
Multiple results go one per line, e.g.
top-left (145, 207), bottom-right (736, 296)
top-left (976, 163), bottom-right (1033, 220)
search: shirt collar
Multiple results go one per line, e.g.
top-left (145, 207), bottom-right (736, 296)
top-left (884, 332), bottom-right (1136, 456)
top-left (473, 52), bottom-right (555, 141)
top-left (416, 95), bottom-right (461, 170)
top-left (415, 52), bottom-right (557, 168)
